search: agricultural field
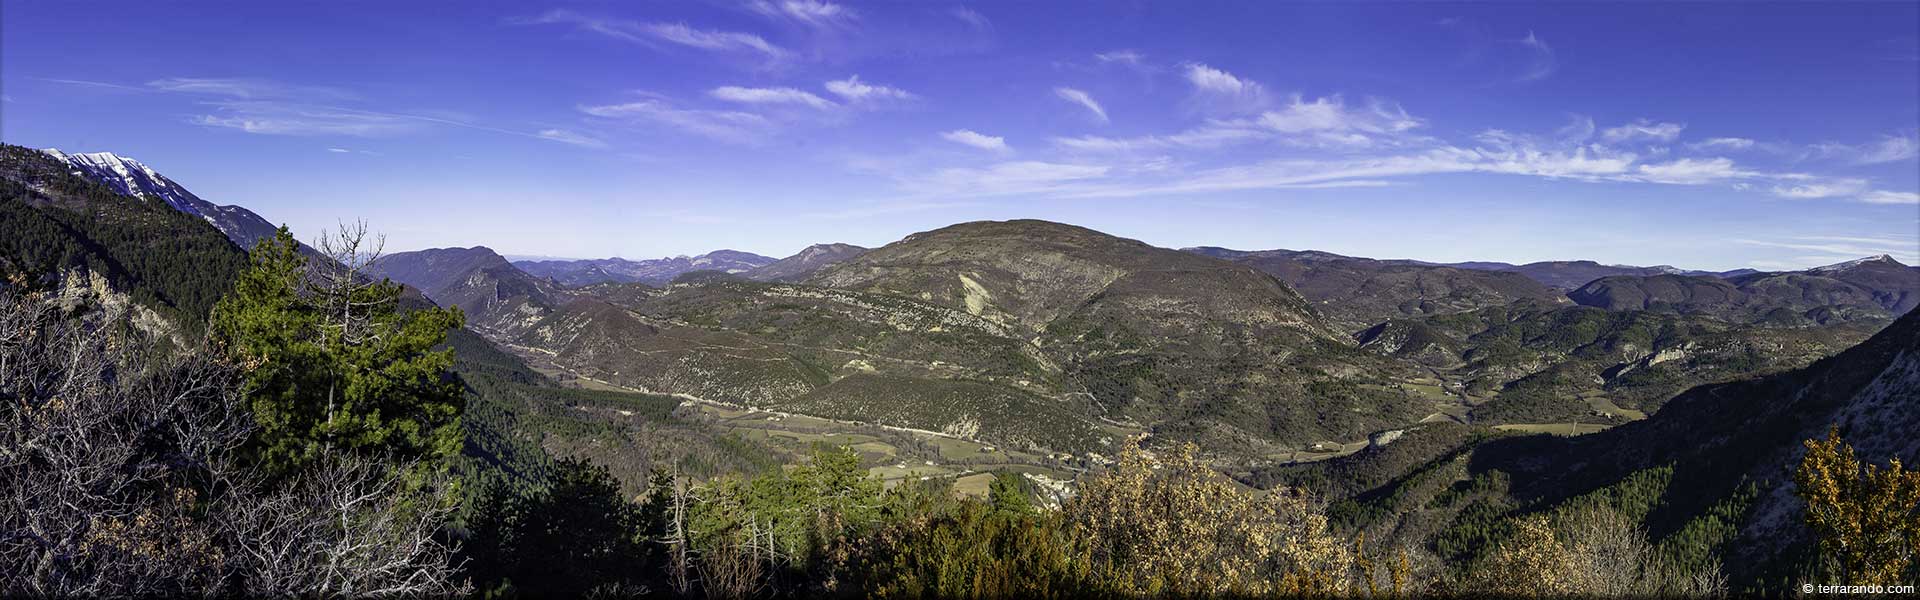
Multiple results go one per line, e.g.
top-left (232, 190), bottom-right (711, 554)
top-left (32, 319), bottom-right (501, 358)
top-left (683, 401), bottom-right (1085, 494)
top-left (1492, 422), bottom-right (1613, 436)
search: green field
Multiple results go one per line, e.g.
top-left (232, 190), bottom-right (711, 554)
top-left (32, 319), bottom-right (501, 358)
top-left (1493, 422), bottom-right (1612, 436)
top-left (1582, 392), bottom-right (1648, 420)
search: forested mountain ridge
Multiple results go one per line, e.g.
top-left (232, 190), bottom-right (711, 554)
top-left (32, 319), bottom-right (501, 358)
top-left (1185, 246), bottom-right (1571, 333)
top-left (0, 144), bottom-right (249, 326)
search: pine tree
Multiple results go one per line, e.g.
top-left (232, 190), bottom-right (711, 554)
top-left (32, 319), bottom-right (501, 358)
top-left (210, 224), bottom-right (465, 476)
top-left (988, 471), bottom-right (1034, 516)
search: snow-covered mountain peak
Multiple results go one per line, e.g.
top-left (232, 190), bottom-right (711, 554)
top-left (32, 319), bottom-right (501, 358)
top-left (39, 148), bottom-right (204, 217)
top-left (36, 147), bottom-right (284, 251)
top-left (1811, 254), bottom-right (1901, 273)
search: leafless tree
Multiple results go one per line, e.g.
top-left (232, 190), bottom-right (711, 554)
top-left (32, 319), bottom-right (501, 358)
top-left (226, 457), bottom-right (466, 598)
top-left (1557, 505), bottom-right (1729, 598)
top-left (663, 472), bottom-right (696, 596)
top-left (697, 537), bottom-right (767, 600)
top-left (307, 221), bottom-right (396, 450)
top-left (309, 219), bottom-right (391, 346)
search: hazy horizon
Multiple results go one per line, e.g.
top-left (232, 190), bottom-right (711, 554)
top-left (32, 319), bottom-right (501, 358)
top-left (4, 1), bottom-right (1917, 270)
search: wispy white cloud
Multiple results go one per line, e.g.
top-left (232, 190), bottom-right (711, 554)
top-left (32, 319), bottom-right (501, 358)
top-left (824, 75), bottom-right (915, 102)
top-left (1736, 238), bottom-right (1919, 264)
top-left (1054, 95), bottom-right (1430, 154)
top-left (147, 77), bottom-right (356, 102)
top-left (1516, 31), bottom-right (1557, 82)
top-left (1688, 137), bottom-right (1756, 152)
top-left (950, 6), bottom-right (991, 30)
top-left (941, 129), bottom-right (1009, 152)
top-left (1770, 178), bottom-right (1870, 199)
top-left (581, 98), bottom-right (772, 145)
top-left (1053, 87), bottom-right (1108, 124)
top-left (749, 0), bottom-right (856, 28)
top-left (1844, 134), bottom-right (1918, 164)
top-left (892, 60), bottom-right (1897, 209)
top-left (537, 128), bottom-right (608, 148)
top-left (38, 78), bottom-right (151, 93)
top-left (185, 97), bottom-right (587, 147)
top-left (1635, 157), bottom-right (1759, 185)
top-left (1793, 234), bottom-right (1920, 246)
top-left (1053, 123), bottom-right (1268, 153)
top-left (1859, 190), bottom-right (1920, 204)
top-left (190, 102), bottom-right (429, 137)
top-left (1094, 50), bottom-right (1146, 66)
top-left (1601, 119), bottom-right (1685, 143)
top-left (710, 86), bottom-right (837, 110)
top-left (514, 10), bottom-right (786, 59)
top-left (327, 148), bottom-right (352, 153)
top-left (907, 161), bottom-right (1109, 196)
top-left (1259, 95), bottom-right (1423, 135)
top-left (1184, 63), bottom-right (1268, 114)
top-left (50, 75), bottom-right (594, 147)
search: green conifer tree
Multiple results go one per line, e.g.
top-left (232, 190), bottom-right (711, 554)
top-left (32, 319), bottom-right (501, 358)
top-left (211, 225), bottom-right (465, 476)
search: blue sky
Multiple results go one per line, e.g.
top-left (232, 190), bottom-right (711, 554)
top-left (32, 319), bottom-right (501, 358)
top-left (3, 1), bottom-right (1916, 270)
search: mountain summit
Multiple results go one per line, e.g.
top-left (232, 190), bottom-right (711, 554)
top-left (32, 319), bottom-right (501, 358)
top-left (745, 243), bottom-right (869, 283)
top-left (38, 148), bottom-right (283, 251)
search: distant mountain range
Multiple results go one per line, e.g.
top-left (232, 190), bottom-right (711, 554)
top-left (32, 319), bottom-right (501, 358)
top-left (1187, 246), bottom-right (1764, 291)
top-left (515, 250), bottom-right (777, 287)
top-left (1441, 259), bottom-right (1761, 290)
top-left (1184, 247), bottom-right (1570, 333)
top-left (1566, 255), bottom-right (1918, 325)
